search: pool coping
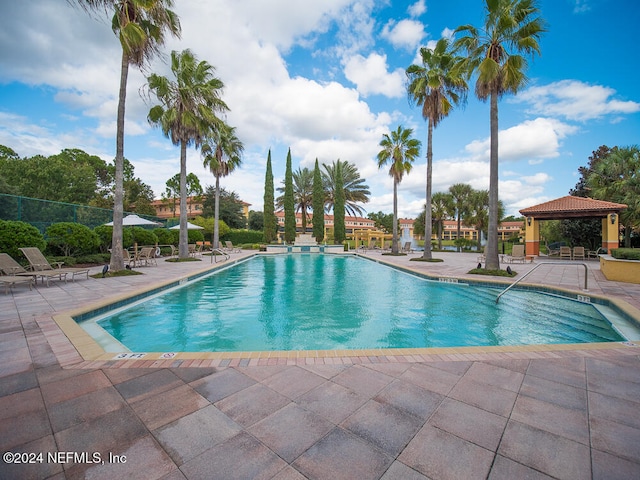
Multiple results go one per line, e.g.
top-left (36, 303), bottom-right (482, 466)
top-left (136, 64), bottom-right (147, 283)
top-left (50, 252), bottom-right (640, 368)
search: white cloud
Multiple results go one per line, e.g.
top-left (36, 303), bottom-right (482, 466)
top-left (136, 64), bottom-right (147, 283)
top-left (381, 19), bottom-right (425, 50)
top-left (515, 80), bottom-right (640, 121)
top-left (408, 0), bottom-right (426, 17)
top-left (464, 118), bottom-right (578, 162)
top-left (343, 53), bottom-right (405, 98)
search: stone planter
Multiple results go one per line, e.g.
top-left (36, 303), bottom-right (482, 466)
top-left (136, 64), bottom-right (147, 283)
top-left (600, 254), bottom-right (640, 284)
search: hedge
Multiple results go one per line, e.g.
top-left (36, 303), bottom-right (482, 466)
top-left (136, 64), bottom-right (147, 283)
top-left (611, 248), bottom-right (640, 261)
top-left (221, 229), bottom-right (264, 245)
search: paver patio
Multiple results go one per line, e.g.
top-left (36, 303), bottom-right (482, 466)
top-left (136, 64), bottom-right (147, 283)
top-left (1, 250), bottom-right (639, 479)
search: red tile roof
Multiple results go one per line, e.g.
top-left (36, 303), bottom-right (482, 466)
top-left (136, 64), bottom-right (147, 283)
top-left (519, 196), bottom-right (627, 219)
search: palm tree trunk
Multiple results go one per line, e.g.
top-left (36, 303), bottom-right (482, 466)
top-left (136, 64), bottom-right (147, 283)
top-left (392, 180), bottom-right (399, 254)
top-left (437, 220), bottom-right (443, 250)
top-left (214, 174), bottom-right (220, 248)
top-left (486, 89), bottom-right (500, 270)
top-left (178, 140), bottom-right (189, 259)
top-left (422, 120), bottom-right (434, 260)
top-left (109, 51), bottom-right (128, 272)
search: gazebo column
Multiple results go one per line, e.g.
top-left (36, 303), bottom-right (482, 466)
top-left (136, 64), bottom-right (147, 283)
top-left (524, 217), bottom-right (540, 256)
top-left (602, 213), bottom-right (620, 252)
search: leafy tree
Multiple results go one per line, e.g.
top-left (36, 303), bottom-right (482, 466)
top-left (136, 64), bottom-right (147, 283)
top-left (377, 126), bottom-right (421, 254)
top-left (277, 167), bottom-right (313, 232)
top-left (407, 37), bottom-right (468, 260)
top-left (263, 150), bottom-right (277, 243)
top-left (368, 211), bottom-right (394, 234)
top-left (147, 49), bottom-right (228, 258)
top-left (588, 145), bottom-right (640, 247)
top-left (449, 183), bottom-right (473, 251)
top-left (467, 189), bottom-right (490, 251)
top-left (312, 159), bottom-right (325, 242)
top-left (322, 160), bottom-right (370, 217)
top-left (333, 161), bottom-right (346, 244)
top-left (202, 187), bottom-right (245, 229)
top-left (202, 123), bottom-right (243, 247)
top-left (283, 149), bottom-right (296, 243)
top-left (455, 0), bottom-right (545, 269)
top-left (248, 211), bottom-right (264, 231)
top-left (161, 173), bottom-right (202, 217)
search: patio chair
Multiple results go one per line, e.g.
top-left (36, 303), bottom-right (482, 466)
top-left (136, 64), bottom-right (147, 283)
top-left (401, 242), bottom-right (414, 253)
top-left (507, 245), bottom-right (527, 263)
top-left (477, 245), bottom-right (488, 263)
top-left (572, 246), bottom-right (585, 261)
top-left (224, 241), bottom-right (241, 253)
top-left (19, 247), bottom-right (89, 282)
top-left (559, 246), bottom-right (572, 260)
top-left (0, 252), bottom-right (67, 287)
top-left (137, 247), bottom-right (157, 266)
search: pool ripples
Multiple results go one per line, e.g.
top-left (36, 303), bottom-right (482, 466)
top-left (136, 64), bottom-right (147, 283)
top-left (96, 255), bottom-right (625, 352)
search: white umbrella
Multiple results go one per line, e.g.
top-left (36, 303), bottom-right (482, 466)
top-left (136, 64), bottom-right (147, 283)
top-left (105, 214), bottom-right (161, 226)
top-left (170, 222), bottom-right (204, 230)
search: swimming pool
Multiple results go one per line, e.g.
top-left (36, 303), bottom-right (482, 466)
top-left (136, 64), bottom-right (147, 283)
top-left (86, 254), bottom-right (627, 353)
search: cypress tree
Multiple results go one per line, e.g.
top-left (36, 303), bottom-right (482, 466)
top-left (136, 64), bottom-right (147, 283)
top-left (263, 150), bottom-right (277, 243)
top-left (333, 160), bottom-right (346, 244)
top-left (284, 148), bottom-right (296, 243)
top-left (312, 158), bottom-right (325, 242)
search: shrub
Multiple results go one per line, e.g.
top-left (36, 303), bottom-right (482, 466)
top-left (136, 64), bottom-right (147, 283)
top-left (222, 229), bottom-right (264, 245)
top-left (611, 248), bottom-right (640, 261)
top-left (93, 225), bottom-right (133, 252)
top-left (130, 227), bottom-right (158, 247)
top-left (46, 222), bottom-right (101, 257)
top-left (0, 220), bottom-right (46, 259)
top-left (187, 229), bottom-right (205, 243)
top-left (154, 228), bottom-right (179, 245)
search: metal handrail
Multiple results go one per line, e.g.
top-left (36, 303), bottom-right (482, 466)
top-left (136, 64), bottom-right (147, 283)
top-left (211, 248), bottom-right (230, 263)
top-left (496, 262), bottom-right (589, 303)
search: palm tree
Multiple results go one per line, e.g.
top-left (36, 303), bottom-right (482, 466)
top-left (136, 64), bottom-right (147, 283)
top-left (202, 124), bottom-right (244, 248)
top-left (377, 126), bottom-right (421, 254)
top-left (467, 189), bottom-right (490, 251)
top-left (449, 183), bottom-right (473, 251)
top-left (407, 37), bottom-right (468, 260)
top-left (147, 49), bottom-right (228, 258)
top-left (454, 0), bottom-right (545, 269)
top-left (72, 0), bottom-right (181, 271)
top-left (431, 192), bottom-right (453, 250)
top-left (322, 160), bottom-right (371, 217)
top-left (276, 167), bottom-right (314, 232)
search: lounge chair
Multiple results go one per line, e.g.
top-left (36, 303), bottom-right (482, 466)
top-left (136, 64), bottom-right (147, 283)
top-left (559, 246), bottom-right (572, 260)
top-left (507, 245), bottom-right (527, 263)
top-left (19, 247), bottom-right (90, 282)
top-left (572, 246), bottom-right (585, 261)
top-left (224, 241), bottom-right (241, 253)
top-left (137, 246), bottom-right (157, 266)
top-left (477, 245), bottom-right (488, 263)
top-left (0, 252), bottom-right (67, 287)
top-left (0, 275), bottom-right (34, 294)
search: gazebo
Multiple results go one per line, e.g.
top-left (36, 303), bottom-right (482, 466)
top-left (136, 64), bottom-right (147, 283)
top-left (519, 195), bottom-right (627, 256)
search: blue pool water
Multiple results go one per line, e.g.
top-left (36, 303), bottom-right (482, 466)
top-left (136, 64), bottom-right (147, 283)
top-left (93, 254), bottom-right (625, 352)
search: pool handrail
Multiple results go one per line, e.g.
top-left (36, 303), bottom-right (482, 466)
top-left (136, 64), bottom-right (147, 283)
top-left (496, 262), bottom-right (589, 303)
top-left (211, 248), bottom-right (230, 263)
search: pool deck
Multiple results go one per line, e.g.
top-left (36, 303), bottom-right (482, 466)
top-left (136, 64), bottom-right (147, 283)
top-left (2, 250), bottom-right (639, 479)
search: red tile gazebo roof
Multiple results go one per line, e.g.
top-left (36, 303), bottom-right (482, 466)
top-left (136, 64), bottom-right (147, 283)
top-left (519, 195), bottom-right (627, 219)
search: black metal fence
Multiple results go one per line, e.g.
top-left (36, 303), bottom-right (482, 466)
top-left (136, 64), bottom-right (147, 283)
top-left (0, 194), bottom-right (163, 233)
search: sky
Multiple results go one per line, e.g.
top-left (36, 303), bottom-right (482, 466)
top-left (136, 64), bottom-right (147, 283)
top-left (0, 0), bottom-right (638, 219)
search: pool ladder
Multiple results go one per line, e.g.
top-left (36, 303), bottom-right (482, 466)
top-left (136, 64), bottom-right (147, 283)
top-left (211, 248), bottom-right (230, 263)
top-left (495, 262), bottom-right (589, 303)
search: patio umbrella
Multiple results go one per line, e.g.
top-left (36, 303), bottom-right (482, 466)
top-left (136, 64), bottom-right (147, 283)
top-left (169, 222), bottom-right (204, 230)
top-left (105, 214), bottom-right (161, 227)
